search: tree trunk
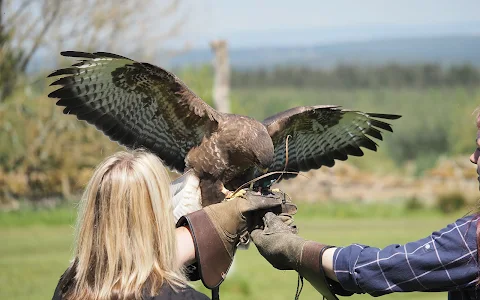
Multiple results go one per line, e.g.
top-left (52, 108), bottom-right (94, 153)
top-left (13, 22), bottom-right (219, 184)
top-left (210, 40), bottom-right (230, 113)
top-left (0, 0), bottom-right (3, 26)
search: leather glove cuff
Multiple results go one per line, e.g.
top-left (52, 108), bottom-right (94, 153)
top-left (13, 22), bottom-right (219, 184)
top-left (176, 209), bottom-right (233, 289)
top-left (299, 242), bottom-right (339, 300)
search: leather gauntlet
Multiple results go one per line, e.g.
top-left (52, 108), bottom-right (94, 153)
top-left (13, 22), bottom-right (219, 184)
top-left (177, 191), bottom-right (297, 289)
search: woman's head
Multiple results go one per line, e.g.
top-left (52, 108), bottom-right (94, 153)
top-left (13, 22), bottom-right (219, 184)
top-left (67, 150), bottom-right (185, 300)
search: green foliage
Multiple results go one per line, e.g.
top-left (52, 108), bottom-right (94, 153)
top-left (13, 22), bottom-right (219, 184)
top-left (232, 86), bottom-right (480, 173)
top-left (175, 65), bottom-right (214, 106)
top-left (232, 64), bottom-right (480, 90)
top-left (2, 63), bottom-right (480, 204)
top-left (0, 81), bottom-right (120, 204)
top-left (446, 90), bottom-right (480, 155)
top-left (436, 192), bottom-right (467, 214)
top-left (384, 87), bottom-right (478, 167)
top-left (0, 28), bottom-right (25, 101)
top-left (412, 153), bottom-right (443, 176)
top-left (404, 196), bottom-right (425, 211)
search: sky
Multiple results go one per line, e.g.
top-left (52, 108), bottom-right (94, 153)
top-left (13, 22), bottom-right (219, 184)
top-left (177, 0), bottom-right (480, 48)
top-left (25, 0), bottom-right (480, 73)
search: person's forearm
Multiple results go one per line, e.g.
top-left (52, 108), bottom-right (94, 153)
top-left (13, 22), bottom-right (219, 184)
top-left (321, 247), bottom-right (338, 282)
top-left (176, 226), bottom-right (196, 267)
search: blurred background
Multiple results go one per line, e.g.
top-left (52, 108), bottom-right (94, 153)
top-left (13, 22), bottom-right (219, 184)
top-left (1, 0), bottom-right (479, 299)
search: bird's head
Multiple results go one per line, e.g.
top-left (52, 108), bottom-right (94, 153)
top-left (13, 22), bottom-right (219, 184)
top-left (251, 132), bottom-right (274, 173)
top-left (254, 150), bottom-right (273, 173)
top-left (249, 146), bottom-right (275, 193)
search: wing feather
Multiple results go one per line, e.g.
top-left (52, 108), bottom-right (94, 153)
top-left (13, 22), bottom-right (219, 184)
top-left (262, 106), bottom-right (400, 183)
top-left (48, 51), bottom-right (221, 172)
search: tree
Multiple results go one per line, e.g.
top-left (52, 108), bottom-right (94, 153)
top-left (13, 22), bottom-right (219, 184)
top-left (0, 0), bottom-right (187, 101)
top-left (210, 39), bottom-right (231, 113)
top-left (0, 0), bottom-right (189, 205)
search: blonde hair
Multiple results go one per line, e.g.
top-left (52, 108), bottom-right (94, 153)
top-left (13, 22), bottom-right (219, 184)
top-left (63, 150), bottom-right (186, 300)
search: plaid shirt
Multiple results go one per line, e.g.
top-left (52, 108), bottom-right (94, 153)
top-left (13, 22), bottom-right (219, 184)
top-left (333, 215), bottom-right (480, 299)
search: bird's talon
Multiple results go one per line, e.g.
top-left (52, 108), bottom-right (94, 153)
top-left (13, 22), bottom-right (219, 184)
top-left (226, 189), bottom-right (247, 200)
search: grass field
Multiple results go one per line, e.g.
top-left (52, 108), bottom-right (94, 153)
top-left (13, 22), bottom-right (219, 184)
top-left (0, 204), bottom-right (463, 300)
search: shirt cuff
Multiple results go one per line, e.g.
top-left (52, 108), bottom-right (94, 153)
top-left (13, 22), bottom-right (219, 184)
top-left (333, 246), bottom-right (366, 294)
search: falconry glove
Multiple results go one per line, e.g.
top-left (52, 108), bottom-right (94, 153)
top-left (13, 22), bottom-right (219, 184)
top-left (177, 191), bottom-right (297, 289)
top-left (251, 212), bottom-right (338, 300)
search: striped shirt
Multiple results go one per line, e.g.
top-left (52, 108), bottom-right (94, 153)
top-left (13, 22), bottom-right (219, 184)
top-left (333, 215), bottom-right (480, 299)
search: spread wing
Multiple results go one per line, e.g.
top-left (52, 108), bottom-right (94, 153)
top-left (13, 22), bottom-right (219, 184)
top-left (262, 105), bottom-right (401, 182)
top-left (48, 51), bottom-right (221, 173)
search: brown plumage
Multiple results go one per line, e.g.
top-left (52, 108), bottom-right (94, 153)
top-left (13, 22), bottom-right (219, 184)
top-left (48, 51), bottom-right (401, 205)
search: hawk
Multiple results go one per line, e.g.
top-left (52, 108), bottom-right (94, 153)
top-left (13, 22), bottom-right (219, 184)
top-left (48, 51), bottom-right (401, 206)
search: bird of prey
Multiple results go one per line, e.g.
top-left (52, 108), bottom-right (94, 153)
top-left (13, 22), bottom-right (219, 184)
top-left (48, 51), bottom-right (401, 206)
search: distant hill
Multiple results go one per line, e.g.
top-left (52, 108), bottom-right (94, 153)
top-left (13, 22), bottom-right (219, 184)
top-left (167, 35), bottom-right (480, 69)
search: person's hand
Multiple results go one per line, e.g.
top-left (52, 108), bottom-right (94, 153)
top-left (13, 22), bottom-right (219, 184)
top-left (203, 191), bottom-right (298, 258)
top-left (251, 212), bottom-right (339, 300)
top-left (251, 212), bottom-right (305, 270)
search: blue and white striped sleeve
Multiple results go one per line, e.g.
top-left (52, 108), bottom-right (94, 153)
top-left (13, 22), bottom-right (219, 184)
top-left (333, 215), bottom-right (479, 296)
